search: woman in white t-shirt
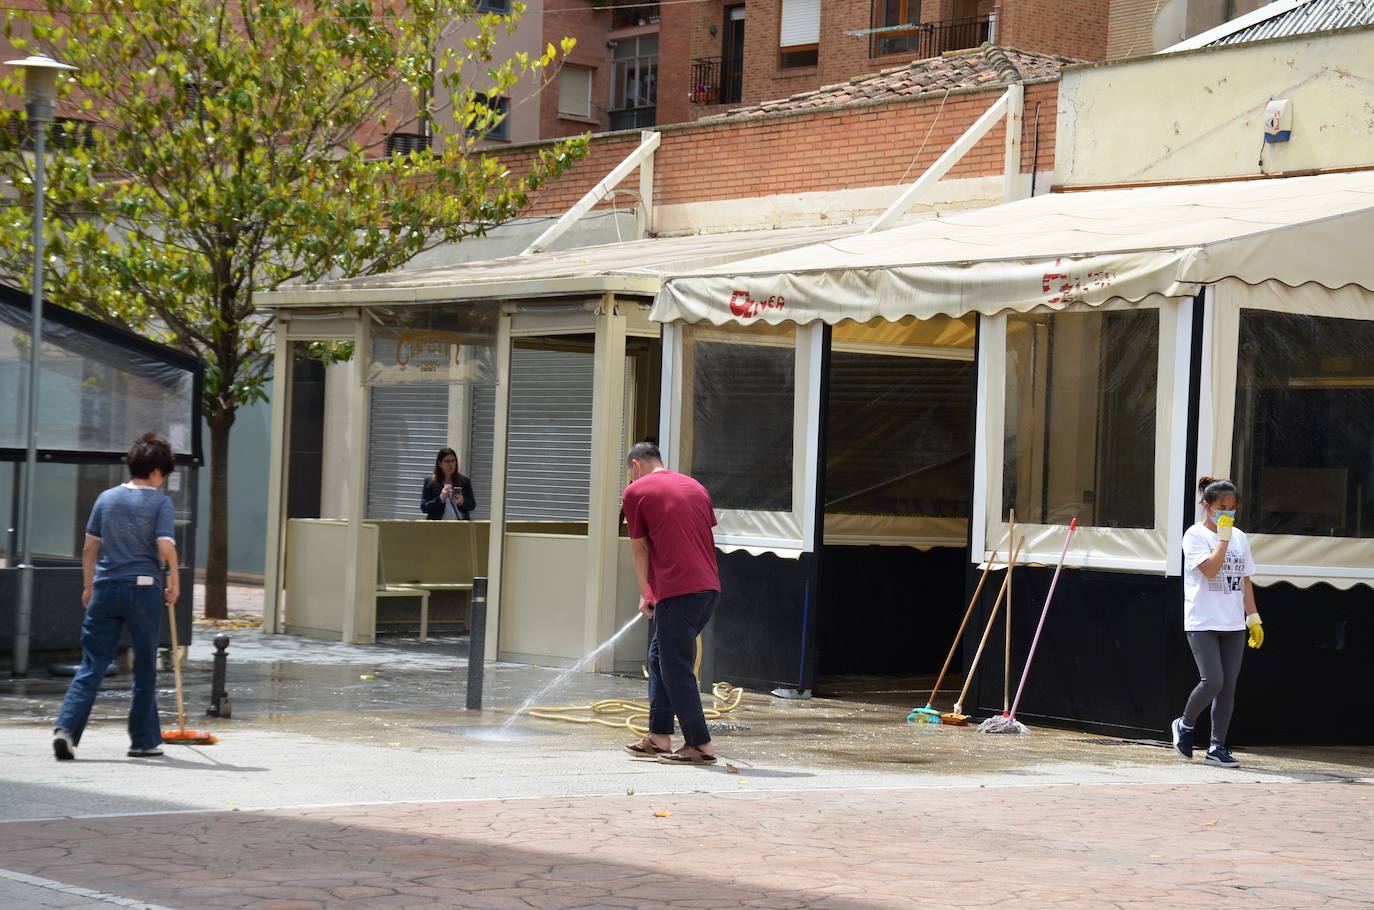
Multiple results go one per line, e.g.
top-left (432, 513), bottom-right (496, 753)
top-left (1171, 476), bottom-right (1264, 769)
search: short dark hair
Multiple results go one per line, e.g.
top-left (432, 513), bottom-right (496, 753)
top-left (626, 441), bottom-right (662, 464)
top-left (126, 432), bottom-right (175, 479)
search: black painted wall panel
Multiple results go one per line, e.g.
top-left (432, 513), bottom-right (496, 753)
top-left (707, 549), bottom-right (813, 691)
top-left (817, 545), bottom-right (966, 676)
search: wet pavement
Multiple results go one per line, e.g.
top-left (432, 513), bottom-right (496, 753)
top-left (3, 586), bottom-right (1372, 909)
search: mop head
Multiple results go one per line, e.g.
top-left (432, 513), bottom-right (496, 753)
top-left (162, 729), bottom-right (219, 745)
top-left (977, 712), bottom-right (1028, 734)
top-left (907, 706), bottom-right (942, 724)
top-left (940, 701), bottom-right (969, 725)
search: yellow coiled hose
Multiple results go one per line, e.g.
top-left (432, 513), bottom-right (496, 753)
top-left (524, 681), bottom-right (744, 735)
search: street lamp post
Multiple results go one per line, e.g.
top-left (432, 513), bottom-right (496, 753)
top-left (6, 54), bottom-right (77, 677)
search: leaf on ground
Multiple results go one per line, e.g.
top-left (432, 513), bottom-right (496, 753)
top-left (653, 809), bottom-right (671, 818)
top-left (725, 762), bottom-right (739, 774)
top-left (1202, 819), bottom-right (1218, 827)
top-left (359, 674), bottom-right (376, 680)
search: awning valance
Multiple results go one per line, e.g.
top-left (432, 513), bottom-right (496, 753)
top-left (654, 172), bottom-right (1374, 325)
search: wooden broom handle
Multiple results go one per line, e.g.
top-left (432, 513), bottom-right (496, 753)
top-left (926, 549), bottom-right (998, 705)
top-left (954, 536), bottom-right (1024, 709)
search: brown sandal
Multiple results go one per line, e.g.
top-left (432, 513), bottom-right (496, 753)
top-left (625, 737), bottom-right (671, 758)
top-left (655, 747), bottom-right (718, 765)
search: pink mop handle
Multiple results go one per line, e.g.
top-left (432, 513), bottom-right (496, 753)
top-left (1006, 519), bottom-right (1077, 721)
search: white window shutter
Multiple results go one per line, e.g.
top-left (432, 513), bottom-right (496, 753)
top-left (558, 65), bottom-right (592, 118)
top-left (780, 0), bottom-right (821, 48)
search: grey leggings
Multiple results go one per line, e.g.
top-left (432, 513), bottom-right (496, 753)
top-left (1183, 630), bottom-right (1247, 747)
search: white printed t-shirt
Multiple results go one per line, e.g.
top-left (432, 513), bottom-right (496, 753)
top-left (1182, 522), bottom-right (1254, 632)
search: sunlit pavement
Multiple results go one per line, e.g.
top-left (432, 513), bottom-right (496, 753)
top-left (2, 593), bottom-right (1371, 909)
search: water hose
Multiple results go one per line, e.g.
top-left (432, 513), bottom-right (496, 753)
top-left (524, 681), bottom-right (744, 735)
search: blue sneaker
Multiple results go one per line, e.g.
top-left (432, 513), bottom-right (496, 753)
top-left (1170, 717), bottom-right (1194, 759)
top-left (1205, 746), bottom-right (1239, 768)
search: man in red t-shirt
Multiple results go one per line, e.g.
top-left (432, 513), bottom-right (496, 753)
top-left (621, 442), bottom-right (721, 765)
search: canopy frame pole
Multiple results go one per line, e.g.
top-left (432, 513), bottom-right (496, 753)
top-left (1002, 82), bottom-right (1025, 202)
top-left (522, 130), bottom-right (660, 255)
top-left (866, 86), bottom-right (1013, 234)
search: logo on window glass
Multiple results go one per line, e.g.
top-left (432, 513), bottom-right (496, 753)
top-left (727, 289), bottom-right (786, 319)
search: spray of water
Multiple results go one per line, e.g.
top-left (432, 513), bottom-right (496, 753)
top-left (501, 612), bottom-right (644, 732)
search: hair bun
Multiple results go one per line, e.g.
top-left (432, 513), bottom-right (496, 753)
top-left (1197, 475), bottom-right (1217, 494)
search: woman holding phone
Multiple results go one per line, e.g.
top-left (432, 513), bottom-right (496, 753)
top-left (421, 447), bottom-right (476, 521)
top-left (1171, 476), bottom-right (1263, 768)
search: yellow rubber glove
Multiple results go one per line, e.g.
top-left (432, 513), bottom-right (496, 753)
top-left (1217, 513), bottom-right (1234, 541)
top-left (1246, 612), bottom-right (1263, 650)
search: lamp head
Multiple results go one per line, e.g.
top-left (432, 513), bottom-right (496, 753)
top-left (4, 54), bottom-right (78, 107)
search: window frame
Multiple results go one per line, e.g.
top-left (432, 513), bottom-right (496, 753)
top-left (973, 297), bottom-right (1193, 575)
top-left (1200, 279), bottom-right (1374, 588)
top-left (778, 0), bottom-right (821, 69)
top-left (466, 92), bottom-right (511, 142)
top-left (557, 64), bottom-right (594, 120)
top-left (663, 321), bottom-right (824, 555)
top-left (610, 35), bottom-right (658, 114)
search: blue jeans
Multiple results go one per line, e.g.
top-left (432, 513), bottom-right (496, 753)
top-left (56, 580), bottom-right (164, 749)
top-left (647, 590), bottom-right (718, 748)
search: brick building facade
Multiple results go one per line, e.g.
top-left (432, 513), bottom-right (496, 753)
top-left (499, 52), bottom-right (1064, 234)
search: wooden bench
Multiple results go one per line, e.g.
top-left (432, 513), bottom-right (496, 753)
top-left (374, 520), bottom-right (489, 638)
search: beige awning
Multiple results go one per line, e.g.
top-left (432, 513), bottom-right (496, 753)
top-left (256, 224), bottom-right (863, 308)
top-left (654, 171), bottom-right (1374, 325)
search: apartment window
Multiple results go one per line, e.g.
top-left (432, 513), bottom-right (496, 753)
top-left (477, 0), bottom-right (511, 12)
top-left (466, 92), bottom-right (510, 142)
top-left (558, 65), bottom-right (593, 120)
top-left (610, 35), bottom-right (658, 130)
top-left (779, 0), bottom-right (820, 68)
top-left (1002, 309), bottom-right (1159, 529)
top-left (1231, 311), bottom-right (1374, 539)
top-left (870, 0), bottom-right (988, 58)
top-left (873, 0), bottom-right (922, 56)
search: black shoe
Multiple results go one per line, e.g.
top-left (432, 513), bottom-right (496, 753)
top-left (1205, 746), bottom-right (1239, 768)
top-left (1170, 717), bottom-right (1194, 759)
top-left (127, 745), bottom-right (164, 758)
top-left (53, 729), bottom-right (75, 761)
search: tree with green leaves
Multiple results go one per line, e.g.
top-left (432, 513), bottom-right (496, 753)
top-left (0, 0), bottom-right (587, 617)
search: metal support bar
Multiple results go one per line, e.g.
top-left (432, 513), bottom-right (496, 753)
top-left (13, 100), bottom-right (51, 678)
top-left (865, 87), bottom-right (1013, 235)
top-left (466, 576), bottom-right (488, 710)
top-left (521, 131), bottom-right (661, 255)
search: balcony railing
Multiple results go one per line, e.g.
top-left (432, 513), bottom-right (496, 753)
top-left (689, 56), bottom-right (742, 106)
top-left (609, 106), bottom-right (657, 131)
top-left (385, 131), bottom-right (431, 156)
top-left (870, 15), bottom-right (990, 59)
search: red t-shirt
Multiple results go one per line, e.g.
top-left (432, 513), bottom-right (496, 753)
top-left (622, 469), bottom-right (720, 602)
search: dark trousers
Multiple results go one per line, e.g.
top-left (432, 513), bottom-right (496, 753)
top-left (57, 580), bottom-right (164, 749)
top-left (1183, 629), bottom-right (1246, 748)
top-left (647, 590), bottom-right (719, 748)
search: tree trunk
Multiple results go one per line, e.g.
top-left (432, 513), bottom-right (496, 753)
top-left (203, 407), bottom-right (237, 620)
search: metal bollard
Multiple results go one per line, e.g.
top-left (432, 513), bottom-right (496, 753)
top-left (206, 633), bottom-right (232, 718)
top-left (466, 577), bottom-right (487, 711)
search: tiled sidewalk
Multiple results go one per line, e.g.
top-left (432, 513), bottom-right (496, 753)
top-left (2, 781), bottom-right (1371, 910)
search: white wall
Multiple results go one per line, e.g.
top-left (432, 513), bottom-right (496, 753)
top-left (1056, 26), bottom-right (1374, 186)
top-left (434, 0), bottom-right (546, 150)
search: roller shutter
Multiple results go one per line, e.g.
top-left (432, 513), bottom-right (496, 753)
top-left (366, 384), bottom-right (450, 519)
top-left (505, 348), bottom-right (595, 521)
